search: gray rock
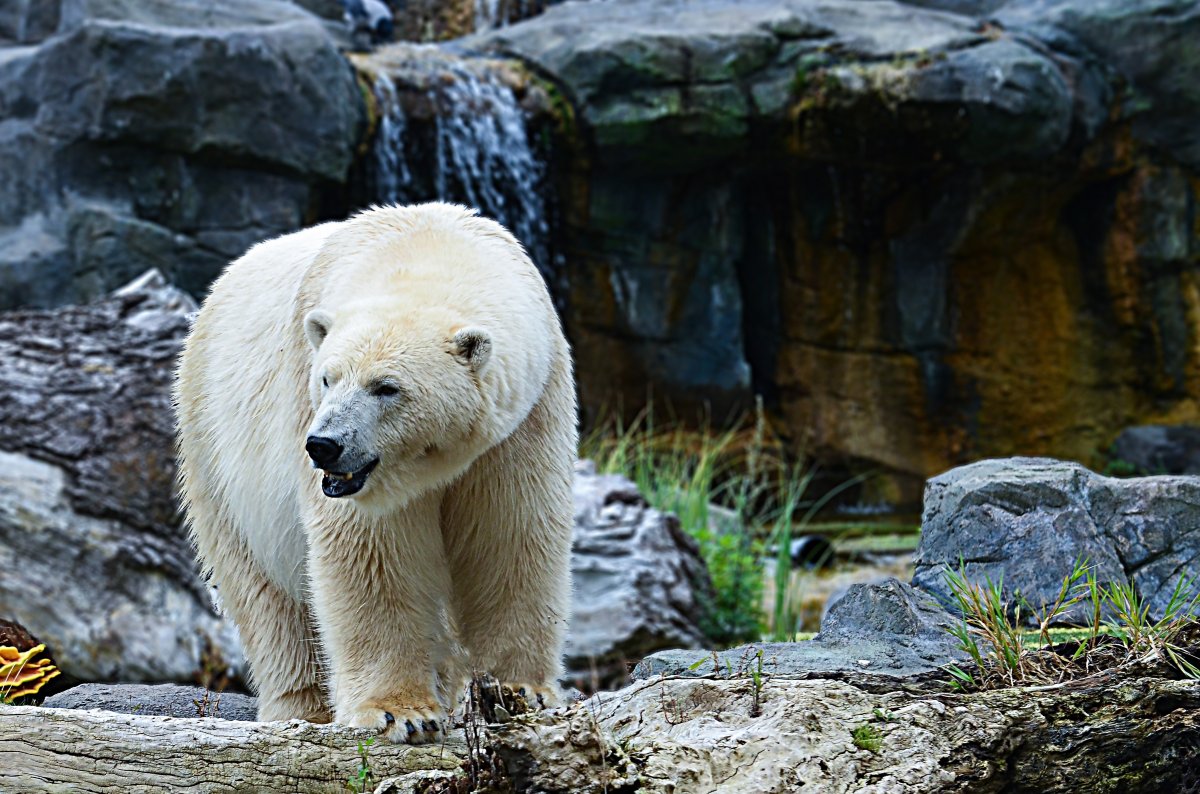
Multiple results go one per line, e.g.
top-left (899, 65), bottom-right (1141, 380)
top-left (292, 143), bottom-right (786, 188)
top-left (55, 0), bottom-right (317, 31)
top-left (471, 0), bottom-right (1074, 167)
top-left (913, 457), bottom-right (1200, 623)
top-left (0, 0), bottom-right (364, 310)
top-left (42, 683), bottom-right (258, 721)
top-left (462, 0), bottom-right (1183, 439)
top-left (633, 579), bottom-right (964, 681)
top-left (567, 461), bottom-right (715, 688)
top-left (999, 0), bottom-right (1200, 169)
top-left (898, 0), bottom-right (1008, 14)
top-left (0, 0), bottom-right (60, 44)
top-left (1110, 425), bottom-right (1200, 476)
top-left (818, 576), bottom-right (958, 644)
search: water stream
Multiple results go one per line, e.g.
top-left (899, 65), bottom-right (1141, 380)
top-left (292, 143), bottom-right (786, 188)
top-left (361, 46), bottom-right (552, 281)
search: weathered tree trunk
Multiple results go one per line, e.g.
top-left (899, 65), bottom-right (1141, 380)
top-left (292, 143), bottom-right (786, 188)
top-left (487, 672), bottom-right (1200, 794)
top-left (0, 273), bottom-right (191, 567)
top-left (0, 704), bottom-right (465, 793)
top-left (0, 273), bottom-right (240, 684)
top-left (4, 671), bottom-right (1198, 793)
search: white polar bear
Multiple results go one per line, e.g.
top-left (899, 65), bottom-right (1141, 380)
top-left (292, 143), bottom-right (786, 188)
top-left (174, 203), bottom-right (576, 743)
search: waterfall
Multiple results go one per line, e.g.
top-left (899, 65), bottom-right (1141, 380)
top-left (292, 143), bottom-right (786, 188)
top-left (364, 46), bottom-right (551, 281)
top-left (371, 76), bottom-right (413, 206)
top-left (473, 0), bottom-right (546, 31)
top-left (474, 0), bottom-right (504, 31)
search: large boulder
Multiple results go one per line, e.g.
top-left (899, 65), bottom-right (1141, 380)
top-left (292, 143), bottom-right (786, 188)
top-left (0, 0), bottom-right (365, 309)
top-left (1110, 425), bottom-right (1200, 475)
top-left (42, 683), bottom-right (258, 721)
top-left (913, 457), bottom-right (1200, 622)
top-left (567, 461), bottom-right (714, 689)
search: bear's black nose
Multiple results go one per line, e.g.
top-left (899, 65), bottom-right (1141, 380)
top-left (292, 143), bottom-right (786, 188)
top-left (305, 436), bottom-right (343, 468)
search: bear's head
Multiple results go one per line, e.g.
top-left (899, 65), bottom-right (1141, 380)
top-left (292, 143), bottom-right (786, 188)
top-left (301, 304), bottom-right (492, 504)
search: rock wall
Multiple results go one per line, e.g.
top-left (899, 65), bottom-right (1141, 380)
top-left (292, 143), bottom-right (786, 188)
top-left (0, 0), bottom-right (365, 309)
top-left (473, 0), bottom-right (1200, 505)
top-left (0, 272), bottom-right (240, 684)
top-left (5, 0), bottom-right (1200, 506)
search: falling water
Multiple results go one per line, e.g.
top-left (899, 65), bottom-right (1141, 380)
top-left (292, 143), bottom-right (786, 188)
top-left (364, 46), bottom-right (551, 281)
top-left (475, 0), bottom-right (503, 31)
top-left (473, 0), bottom-right (548, 31)
top-left (372, 76), bottom-right (413, 205)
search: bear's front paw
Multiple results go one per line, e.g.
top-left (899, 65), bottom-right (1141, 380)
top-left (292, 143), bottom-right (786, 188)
top-left (339, 701), bottom-right (447, 745)
top-left (502, 681), bottom-right (562, 712)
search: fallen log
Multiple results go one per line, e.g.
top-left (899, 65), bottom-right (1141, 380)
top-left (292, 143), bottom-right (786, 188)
top-left (4, 668), bottom-right (1198, 793)
top-left (488, 672), bottom-right (1200, 793)
top-left (0, 704), bottom-right (465, 793)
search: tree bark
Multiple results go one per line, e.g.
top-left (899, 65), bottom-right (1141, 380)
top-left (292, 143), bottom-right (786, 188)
top-left (487, 672), bottom-right (1200, 794)
top-left (0, 704), bottom-right (465, 793)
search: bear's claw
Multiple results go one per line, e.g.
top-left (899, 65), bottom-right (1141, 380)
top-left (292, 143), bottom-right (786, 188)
top-left (341, 703), bottom-right (446, 745)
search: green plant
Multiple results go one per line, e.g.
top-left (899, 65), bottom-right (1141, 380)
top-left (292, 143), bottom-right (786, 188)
top-left (581, 400), bottom-right (869, 645)
top-left (345, 738), bottom-right (375, 793)
top-left (1102, 457), bottom-right (1140, 478)
top-left (943, 563), bottom-right (1031, 689)
top-left (941, 560), bottom-right (1200, 691)
top-left (749, 648), bottom-right (765, 717)
top-left (851, 723), bottom-right (883, 752)
top-left (1024, 557), bottom-right (1093, 649)
top-left (767, 467), bottom-right (866, 642)
top-left (872, 708), bottom-right (895, 723)
top-left (792, 53), bottom-right (828, 94)
top-left (581, 406), bottom-right (766, 644)
top-left (1103, 574), bottom-right (1200, 678)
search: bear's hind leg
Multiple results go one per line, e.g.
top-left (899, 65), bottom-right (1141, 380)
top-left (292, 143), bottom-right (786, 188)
top-left (189, 498), bottom-right (330, 723)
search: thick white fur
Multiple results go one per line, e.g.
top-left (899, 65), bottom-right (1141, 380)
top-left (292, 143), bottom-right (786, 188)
top-left (174, 203), bottom-right (576, 742)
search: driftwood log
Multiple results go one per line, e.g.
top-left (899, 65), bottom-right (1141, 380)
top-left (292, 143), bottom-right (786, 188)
top-left (0, 704), bottom-right (465, 793)
top-left (3, 669), bottom-right (1198, 793)
top-left (0, 273), bottom-right (240, 684)
top-left (0, 274), bottom-right (192, 559)
top-left (489, 672), bottom-right (1200, 793)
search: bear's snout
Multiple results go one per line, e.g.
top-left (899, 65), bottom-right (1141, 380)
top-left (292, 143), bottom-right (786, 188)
top-left (306, 435), bottom-right (343, 468)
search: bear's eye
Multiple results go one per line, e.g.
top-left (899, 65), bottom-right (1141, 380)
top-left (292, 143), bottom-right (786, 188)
top-left (371, 382), bottom-right (401, 398)
top-left (321, 376), bottom-right (329, 389)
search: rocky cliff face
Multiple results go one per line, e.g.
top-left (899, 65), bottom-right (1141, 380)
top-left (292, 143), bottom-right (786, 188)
top-left (4, 0), bottom-right (1200, 504)
top-left (472, 0), bottom-right (1200, 504)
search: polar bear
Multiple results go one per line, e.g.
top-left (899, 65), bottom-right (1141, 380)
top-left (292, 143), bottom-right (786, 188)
top-left (174, 203), bottom-right (575, 743)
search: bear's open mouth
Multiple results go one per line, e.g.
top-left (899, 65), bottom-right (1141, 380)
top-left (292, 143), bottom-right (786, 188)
top-left (321, 458), bottom-right (379, 498)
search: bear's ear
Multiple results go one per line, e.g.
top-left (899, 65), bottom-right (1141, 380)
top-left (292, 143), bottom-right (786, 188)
top-left (451, 326), bottom-right (492, 373)
top-left (304, 310), bottom-right (334, 350)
